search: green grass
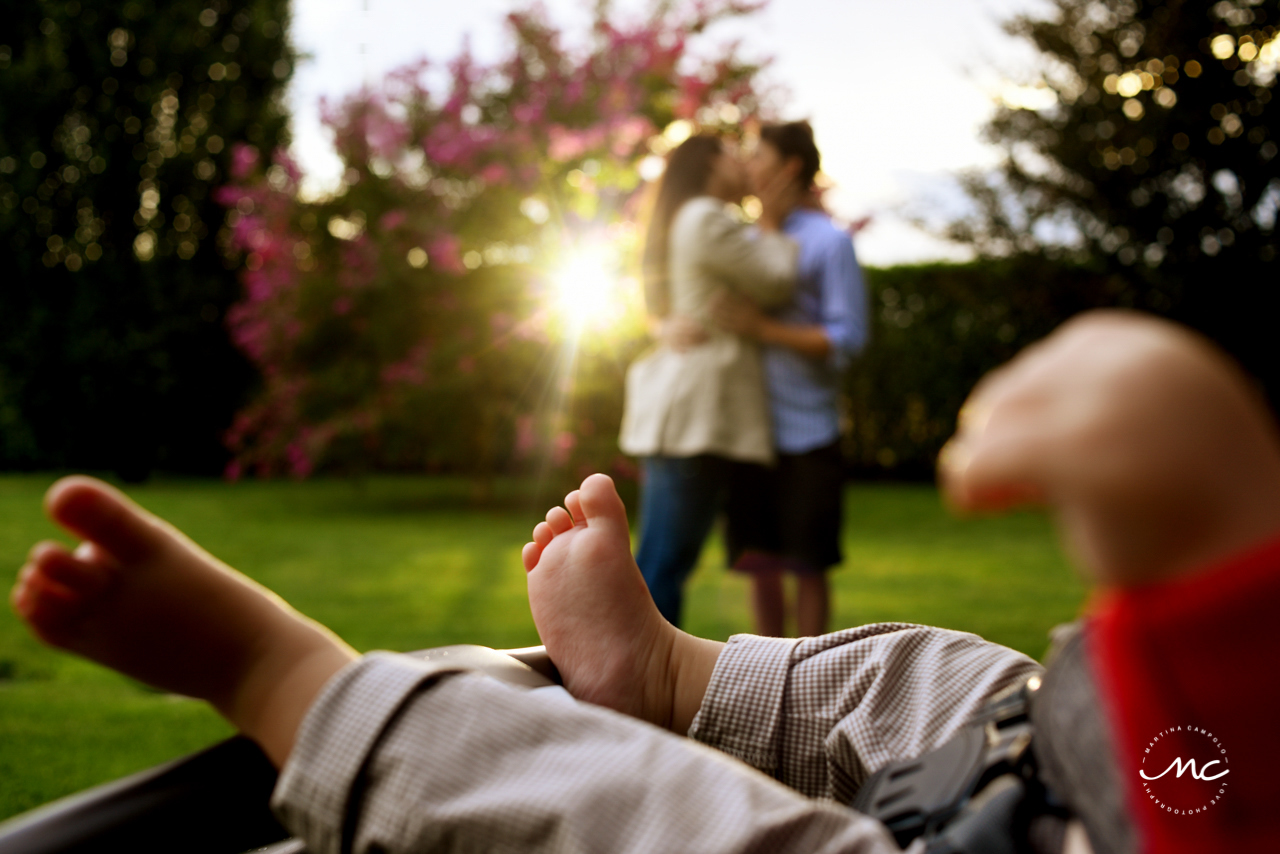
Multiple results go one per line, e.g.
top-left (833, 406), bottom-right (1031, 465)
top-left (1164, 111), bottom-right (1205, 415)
top-left (0, 474), bottom-right (1087, 821)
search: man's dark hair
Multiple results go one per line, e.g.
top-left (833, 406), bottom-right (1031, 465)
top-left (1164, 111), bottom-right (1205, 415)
top-left (759, 121), bottom-right (820, 189)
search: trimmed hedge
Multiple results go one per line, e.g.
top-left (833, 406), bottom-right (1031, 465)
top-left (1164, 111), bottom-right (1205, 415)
top-left (844, 258), bottom-right (1117, 479)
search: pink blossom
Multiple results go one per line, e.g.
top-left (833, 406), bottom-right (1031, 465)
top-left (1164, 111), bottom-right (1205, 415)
top-left (338, 237), bottom-right (378, 290)
top-left (384, 57), bottom-right (431, 93)
top-left (513, 310), bottom-right (551, 344)
top-left (365, 105), bottom-right (411, 159)
top-left (515, 415), bottom-right (536, 457)
top-left (489, 312), bottom-right (514, 334)
top-left (676, 76), bottom-right (711, 119)
top-left (611, 115), bottom-right (653, 157)
top-left (552, 430), bottom-right (577, 466)
top-left (272, 149), bottom-right (303, 183)
top-left (216, 0), bottom-right (772, 479)
top-left (424, 123), bottom-right (499, 168)
top-left (286, 442), bottom-right (313, 479)
top-left (547, 125), bottom-right (588, 162)
top-left (428, 233), bottom-right (464, 275)
top-left (233, 215), bottom-right (266, 248)
top-left (443, 40), bottom-right (481, 117)
top-left (230, 143), bottom-right (260, 180)
top-left (517, 165), bottom-right (541, 188)
top-left (513, 102), bottom-right (544, 124)
top-left (478, 163), bottom-right (509, 185)
top-left (381, 345), bottom-right (428, 386)
top-left (212, 186), bottom-right (244, 207)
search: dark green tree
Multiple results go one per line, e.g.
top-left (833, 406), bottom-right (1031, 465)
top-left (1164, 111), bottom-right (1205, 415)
top-left (0, 0), bottom-right (292, 479)
top-left (954, 0), bottom-right (1279, 398)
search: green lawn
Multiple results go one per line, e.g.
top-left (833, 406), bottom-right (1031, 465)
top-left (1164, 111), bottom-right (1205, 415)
top-left (0, 474), bottom-right (1087, 821)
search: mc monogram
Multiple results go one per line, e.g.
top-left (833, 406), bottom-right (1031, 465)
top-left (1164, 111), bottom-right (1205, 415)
top-left (1139, 726), bottom-right (1230, 817)
top-left (1140, 756), bottom-right (1229, 782)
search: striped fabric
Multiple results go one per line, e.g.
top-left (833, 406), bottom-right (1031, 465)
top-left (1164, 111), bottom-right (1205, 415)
top-left (690, 626), bottom-right (1042, 803)
top-left (273, 626), bottom-right (1040, 854)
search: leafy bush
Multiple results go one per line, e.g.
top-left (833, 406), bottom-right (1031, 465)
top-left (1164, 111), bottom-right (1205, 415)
top-left (845, 257), bottom-right (1116, 478)
top-left (0, 0), bottom-right (292, 479)
top-left (216, 1), bottom-right (772, 488)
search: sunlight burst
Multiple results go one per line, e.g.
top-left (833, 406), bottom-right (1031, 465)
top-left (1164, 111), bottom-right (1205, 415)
top-left (551, 244), bottom-right (617, 332)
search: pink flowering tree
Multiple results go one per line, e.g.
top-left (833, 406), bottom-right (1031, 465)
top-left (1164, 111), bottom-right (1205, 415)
top-left (217, 1), bottom-right (775, 483)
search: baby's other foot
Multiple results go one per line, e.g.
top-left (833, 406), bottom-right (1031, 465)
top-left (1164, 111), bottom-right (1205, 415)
top-left (11, 476), bottom-right (355, 764)
top-left (524, 474), bottom-right (681, 727)
top-left (13, 540), bottom-right (114, 647)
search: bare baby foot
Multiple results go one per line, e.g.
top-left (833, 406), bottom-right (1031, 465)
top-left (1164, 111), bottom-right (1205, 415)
top-left (11, 476), bottom-right (356, 765)
top-left (524, 474), bottom-right (722, 733)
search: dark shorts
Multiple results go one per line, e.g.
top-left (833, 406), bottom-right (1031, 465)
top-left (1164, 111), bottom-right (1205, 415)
top-left (725, 439), bottom-right (845, 575)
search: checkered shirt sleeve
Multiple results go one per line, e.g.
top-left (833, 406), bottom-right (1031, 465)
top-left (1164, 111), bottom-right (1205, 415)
top-left (273, 651), bottom-right (905, 854)
top-left (688, 624), bottom-right (1043, 803)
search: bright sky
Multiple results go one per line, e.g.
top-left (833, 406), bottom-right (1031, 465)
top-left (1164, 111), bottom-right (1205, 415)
top-left (287, 0), bottom-right (1053, 266)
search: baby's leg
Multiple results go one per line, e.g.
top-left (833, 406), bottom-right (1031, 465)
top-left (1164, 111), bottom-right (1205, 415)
top-left (11, 476), bottom-right (356, 765)
top-left (523, 474), bottom-right (723, 734)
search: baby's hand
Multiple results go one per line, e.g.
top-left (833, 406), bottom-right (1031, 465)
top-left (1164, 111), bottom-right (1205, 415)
top-left (940, 310), bottom-right (1280, 586)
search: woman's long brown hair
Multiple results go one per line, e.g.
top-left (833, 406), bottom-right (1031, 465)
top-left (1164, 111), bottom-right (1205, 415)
top-left (640, 134), bottom-right (723, 318)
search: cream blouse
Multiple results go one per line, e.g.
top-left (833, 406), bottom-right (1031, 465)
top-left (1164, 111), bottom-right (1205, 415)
top-left (619, 197), bottom-right (799, 464)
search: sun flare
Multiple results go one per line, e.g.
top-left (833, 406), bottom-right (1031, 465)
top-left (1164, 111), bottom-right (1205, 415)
top-left (551, 244), bottom-right (618, 331)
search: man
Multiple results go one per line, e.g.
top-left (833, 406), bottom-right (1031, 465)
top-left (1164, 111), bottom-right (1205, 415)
top-left (713, 120), bottom-right (870, 637)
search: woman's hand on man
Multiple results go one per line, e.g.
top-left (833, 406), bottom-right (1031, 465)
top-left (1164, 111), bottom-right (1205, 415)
top-left (657, 315), bottom-right (710, 352)
top-left (708, 290), bottom-right (767, 339)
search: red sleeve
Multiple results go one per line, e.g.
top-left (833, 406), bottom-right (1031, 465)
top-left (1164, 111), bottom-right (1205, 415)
top-left (1087, 534), bottom-right (1280, 854)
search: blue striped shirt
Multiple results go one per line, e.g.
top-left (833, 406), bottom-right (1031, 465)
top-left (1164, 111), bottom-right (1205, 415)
top-left (764, 209), bottom-right (869, 454)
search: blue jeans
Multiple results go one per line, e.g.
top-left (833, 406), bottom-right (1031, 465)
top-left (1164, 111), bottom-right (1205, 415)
top-left (634, 455), bottom-right (732, 627)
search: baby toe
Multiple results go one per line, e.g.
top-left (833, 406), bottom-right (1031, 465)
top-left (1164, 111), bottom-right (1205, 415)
top-left (546, 506), bottom-right (574, 535)
top-left (563, 491), bottom-right (584, 526)
top-left (28, 540), bottom-right (67, 563)
top-left (522, 541), bottom-right (542, 572)
top-left (74, 540), bottom-right (123, 571)
top-left (577, 474), bottom-right (628, 527)
top-left (38, 548), bottom-right (113, 598)
top-left (10, 563), bottom-right (38, 613)
top-left (44, 476), bottom-right (166, 566)
top-left (14, 565), bottom-right (86, 642)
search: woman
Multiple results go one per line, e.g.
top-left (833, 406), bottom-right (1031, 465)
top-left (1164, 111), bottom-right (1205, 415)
top-left (619, 133), bottom-right (799, 627)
